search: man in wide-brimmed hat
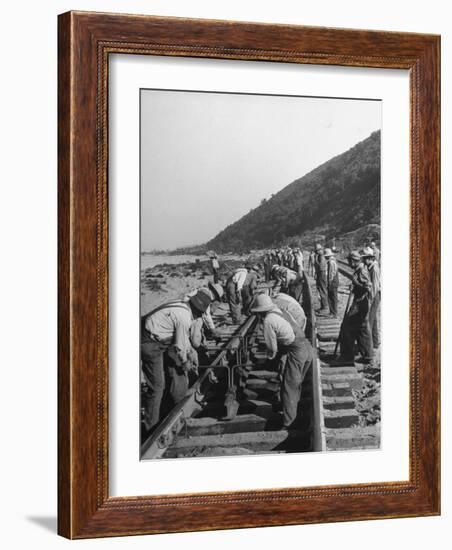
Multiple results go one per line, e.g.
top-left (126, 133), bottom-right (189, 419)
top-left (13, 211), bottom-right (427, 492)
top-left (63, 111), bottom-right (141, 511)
top-left (185, 282), bottom-right (224, 340)
top-left (324, 248), bottom-right (339, 318)
top-left (141, 290), bottom-right (212, 431)
top-left (251, 293), bottom-right (314, 429)
top-left (338, 250), bottom-right (373, 364)
top-left (361, 246), bottom-right (381, 349)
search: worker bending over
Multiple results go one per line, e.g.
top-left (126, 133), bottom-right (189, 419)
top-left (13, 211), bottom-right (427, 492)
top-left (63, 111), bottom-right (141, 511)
top-left (225, 266), bottom-right (254, 323)
top-left (272, 291), bottom-right (307, 333)
top-left (241, 264), bottom-right (260, 315)
top-left (251, 294), bottom-right (315, 429)
top-left (140, 290), bottom-right (212, 431)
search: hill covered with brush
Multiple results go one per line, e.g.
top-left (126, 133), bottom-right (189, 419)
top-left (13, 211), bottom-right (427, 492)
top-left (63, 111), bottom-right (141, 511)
top-left (206, 130), bottom-right (381, 252)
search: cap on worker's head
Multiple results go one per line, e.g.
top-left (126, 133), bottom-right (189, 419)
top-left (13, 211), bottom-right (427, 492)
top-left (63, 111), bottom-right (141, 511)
top-left (361, 246), bottom-right (375, 258)
top-left (315, 243), bottom-right (323, 251)
top-left (324, 248), bottom-right (334, 258)
top-left (271, 264), bottom-right (280, 273)
top-left (251, 264), bottom-right (260, 272)
top-left (208, 282), bottom-right (224, 301)
top-left (347, 250), bottom-right (361, 262)
top-left (250, 293), bottom-right (274, 313)
top-left (189, 290), bottom-right (212, 313)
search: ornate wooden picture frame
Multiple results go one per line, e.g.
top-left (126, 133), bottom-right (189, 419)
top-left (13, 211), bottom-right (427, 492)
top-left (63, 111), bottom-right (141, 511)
top-left (58, 11), bottom-right (440, 539)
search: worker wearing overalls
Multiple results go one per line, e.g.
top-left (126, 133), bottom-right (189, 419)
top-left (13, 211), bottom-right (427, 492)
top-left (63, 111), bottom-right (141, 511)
top-left (251, 294), bottom-right (315, 428)
top-left (140, 290), bottom-right (211, 431)
top-left (339, 251), bottom-right (373, 364)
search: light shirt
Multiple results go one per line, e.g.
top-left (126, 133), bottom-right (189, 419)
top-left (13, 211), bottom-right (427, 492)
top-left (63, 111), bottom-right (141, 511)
top-left (144, 302), bottom-right (193, 365)
top-left (273, 293), bottom-right (306, 330)
top-left (232, 268), bottom-right (248, 291)
top-left (262, 307), bottom-right (295, 359)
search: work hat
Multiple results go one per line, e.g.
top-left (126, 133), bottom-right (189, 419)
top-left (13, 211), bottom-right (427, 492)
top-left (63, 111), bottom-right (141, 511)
top-left (324, 248), bottom-right (334, 258)
top-left (347, 250), bottom-right (361, 262)
top-left (361, 246), bottom-right (375, 258)
top-left (189, 290), bottom-right (212, 313)
top-left (315, 243), bottom-right (323, 251)
top-left (250, 293), bottom-right (274, 313)
top-left (271, 264), bottom-right (280, 273)
top-left (251, 264), bottom-right (260, 272)
top-left (208, 282), bottom-right (224, 301)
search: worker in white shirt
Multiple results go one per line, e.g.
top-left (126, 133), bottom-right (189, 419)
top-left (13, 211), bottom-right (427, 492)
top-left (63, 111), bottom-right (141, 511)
top-left (209, 253), bottom-right (220, 283)
top-left (251, 294), bottom-right (315, 428)
top-left (140, 290), bottom-right (212, 431)
top-left (272, 292), bottom-right (307, 333)
top-left (225, 267), bottom-right (248, 323)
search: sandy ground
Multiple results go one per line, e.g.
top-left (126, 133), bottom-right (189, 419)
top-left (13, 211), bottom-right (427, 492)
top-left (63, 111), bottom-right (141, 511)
top-left (140, 255), bottom-right (262, 315)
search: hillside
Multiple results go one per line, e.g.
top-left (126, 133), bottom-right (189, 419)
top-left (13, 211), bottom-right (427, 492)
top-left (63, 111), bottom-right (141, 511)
top-left (207, 130), bottom-right (381, 251)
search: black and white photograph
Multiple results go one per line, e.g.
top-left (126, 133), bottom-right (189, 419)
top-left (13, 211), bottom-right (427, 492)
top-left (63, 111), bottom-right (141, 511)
top-left (140, 89), bottom-right (382, 460)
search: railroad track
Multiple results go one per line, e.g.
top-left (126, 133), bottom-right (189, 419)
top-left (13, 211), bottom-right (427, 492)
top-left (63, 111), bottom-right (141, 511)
top-left (141, 262), bottom-right (379, 460)
top-left (141, 276), bottom-right (322, 459)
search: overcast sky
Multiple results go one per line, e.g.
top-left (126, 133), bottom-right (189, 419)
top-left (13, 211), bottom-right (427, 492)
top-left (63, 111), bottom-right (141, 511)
top-left (141, 90), bottom-right (381, 251)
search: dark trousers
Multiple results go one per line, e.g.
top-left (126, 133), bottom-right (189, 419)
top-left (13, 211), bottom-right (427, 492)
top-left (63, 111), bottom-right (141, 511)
top-left (288, 275), bottom-right (303, 303)
top-left (340, 298), bottom-right (373, 361)
top-left (141, 341), bottom-right (188, 430)
top-left (226, 281), bottom-right (242, 323)
top-left (241, 285), bottom-right (254, 315)
top-left (327, 283), bottom-right (339, 317)
top-left (369, 291), bottom-right (381, 348)
top-left (316, 275), bottom-right (328, 310)
top-left (280, 337), bottom-right (314, 427)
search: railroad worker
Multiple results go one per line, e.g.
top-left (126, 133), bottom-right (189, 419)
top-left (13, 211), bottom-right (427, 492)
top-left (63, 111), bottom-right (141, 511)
top-left (274, 265), bottom-right (303, 301)
top-left (225, 266), bottom-right (248, 323)
top-left (140, 291), bottom-right (212, 431)
top-left (209, 253), bottom-right (220, 283)
top-left (251, 294), bottom-right (315, 429)
top-left (185, 282), bottom-right (224, 339)
top-left (241, 264), bottom-right (260, 315)
top-left (370, 241), bottom-right (381, 264)
top-left (263, 251), bottom-right (273, 282)
top-left (338, 251), bottom-right (373, 364)
top-left (314, 245), bottom-right (329, 315)
top-left (308, 248), bottom-right (316, 277)
top-left (361, 246), bottom-right (381, 349)
top-left (293, 247), bottom-right (304, 276)
top-left (324, 248), bottom-right (339, 318)
top-left (272, 291), bottom-right (307, 333)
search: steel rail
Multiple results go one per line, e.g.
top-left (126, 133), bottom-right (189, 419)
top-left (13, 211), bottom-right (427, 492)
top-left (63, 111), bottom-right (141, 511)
top-left (141, 313), bottom-right (258, 459)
